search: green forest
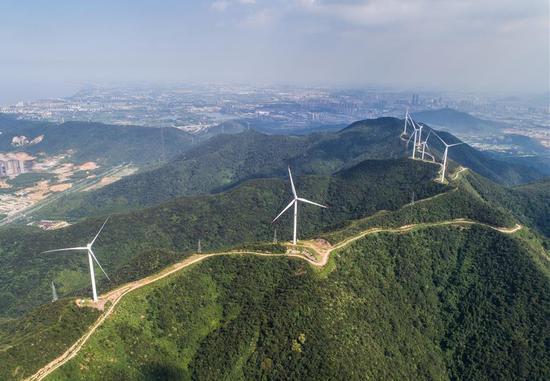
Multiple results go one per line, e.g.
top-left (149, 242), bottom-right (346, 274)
top-left (27, 117), bottom-right (544, 221)
top-left (1, 115), bottom-right (548, 381)
top-left (0, 159), bottom-right (446, 317)
top-left (0, 115), bottom-right (195, 166)
top-left (35, 225), bottom-right (549, 381)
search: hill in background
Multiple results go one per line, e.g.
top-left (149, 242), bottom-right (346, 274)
top-left (0, 114), bottom-right (195, 166)
top-left (26, 117), bottom-right (546, 222)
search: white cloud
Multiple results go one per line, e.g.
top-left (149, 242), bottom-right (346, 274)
top-left (211, 0), bottom-right (257, 12)
top-left (241, 8), bottom-right (277, 28)
top-left (211, 1), bottom-right (231, 12)
top-left (293, 0), bottom-right (547, 27)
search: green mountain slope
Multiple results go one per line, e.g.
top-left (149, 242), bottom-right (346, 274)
top-left (0, 115), bottom-right (194, 165)
top-left (461, 172), bottom-right (550, 239)
top-left (0, 300), bottom-right (100, 381)
top-left (0, 159), bottom-right (446, 318)
top-left (29, 117), bottom-right (543, 222)
top-left (412, 108), bottom-right (503, 135)
top-left (420, 129), bottom-right (543, 185)
top-left (44, 225), bottom-right (550, 381)
top-left (1, 162), bottom-right (544, 380)
top-left (29, 117), bottom-right (408, 220)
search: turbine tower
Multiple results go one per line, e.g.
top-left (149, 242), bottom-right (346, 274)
top-left (410, 118), bottom-right (424, 158)
top-left (42, 217), bottom-right (111, 302)
top-left (272, 167), bottom-right (327, 245)
top-left (433, 132), bottom-right (464, 182)
top-left (402, 108), bottom-right (410, 136)
top-left (51, 281), bottom-right (58, 302)
top-left (421, 130), bottom-right (436, 162)
top-left (406, 124), bottom-right (420, 159)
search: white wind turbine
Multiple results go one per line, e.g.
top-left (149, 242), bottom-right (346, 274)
top-left (420, 130), bottom-right (436, 162)
top-left (402, 108), bottom-right (410, 136)
top-left (433, 132), bottom-right (464, 182)
top-left (272, 167), bottom-right (327, 245)
top-left (42, 217), bottom-right (111, 302)
top-left (406, 120), bottom-right (421, 159)
top-left (405, 113), bottom-right (434, 161)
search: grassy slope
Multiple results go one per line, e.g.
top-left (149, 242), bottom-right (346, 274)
top-left (46, 225), bottom-right (550, 381)
top-left (0, 159), bottom-right (446, 318)
top-left (0, 300), bottom-right (100, 380)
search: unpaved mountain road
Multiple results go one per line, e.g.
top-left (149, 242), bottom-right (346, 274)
top-left (26, 219), bottom-right (522, 381)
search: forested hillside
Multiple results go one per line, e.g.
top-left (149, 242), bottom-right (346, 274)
top-left (422, 129), bottom-right (543, 185)
top-left (42, 225), bottom-right (550, 381)
top-left (0, 159), bottom-right (446, 317)
top-left (0, 114), bottom-right (194, 165)
top-left (0, 301), bottom-right (100, 380)
top-left (29, 117), bottom-right (544, 221)
top-left (2, 115), bottom-right (548, 381)
top-left (1, 159), bottom-right (547, 380)
top-left (459, 172), bottom-right (550, 239)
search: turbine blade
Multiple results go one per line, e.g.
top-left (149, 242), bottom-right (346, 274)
top-left (406, 130), bottom-right (415, 145)
top-left (432, 131), bottom-right (447, 145)
top-left (272, 200), bottom-right (295, 223)
top-left (288, 167), bottom-right (297, 198)
top-left (90, 216), bottom-right (110, 246)
top-left (89, 249), bottom-right (111, 281)
top-left (297, 198), bottom-right (327, 208)
top-left (448, 142), bottom-right (464, 147)
top-left (42, 247), bottom-right (87, 254)
top-left (425, 130), bottom-right (432, 142)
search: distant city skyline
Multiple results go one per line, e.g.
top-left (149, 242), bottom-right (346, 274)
top-left (0, 0), bottom-right (548, 104)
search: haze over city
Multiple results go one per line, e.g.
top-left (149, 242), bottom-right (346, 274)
top-left (1, 0), bottom-right (548, 104)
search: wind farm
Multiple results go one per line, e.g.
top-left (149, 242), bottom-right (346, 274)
top-left (403, 111), bottom-right (465, 182)
top-left (1, 0), bottom-right (547, 378)
top-left (0, 116), bottom-right (547, 381)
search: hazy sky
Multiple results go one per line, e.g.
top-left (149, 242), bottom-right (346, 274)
top-left (0, 0), bottom-right (548, 103)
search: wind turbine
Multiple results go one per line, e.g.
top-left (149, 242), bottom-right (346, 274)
top-left (406, 122), bottom-right (420, 159)
top-left (42, 217), bottom-right (111, 302)
top-left (402, 108), bottom-right (410, 136)
top-left (420, 130), bottom-right (436, 162)
top-left (272, 167), bottom-right (327, 245)
top-left (410, 117), bottom-right (425, 158)
top-left (433, 132), bottom-right (464, 182)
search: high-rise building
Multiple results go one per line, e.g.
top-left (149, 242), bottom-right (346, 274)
top-left (411, 93), bottom-right (420, 105)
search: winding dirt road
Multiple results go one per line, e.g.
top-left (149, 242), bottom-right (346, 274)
top-left (26, 219), bottom-right (522, 381)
